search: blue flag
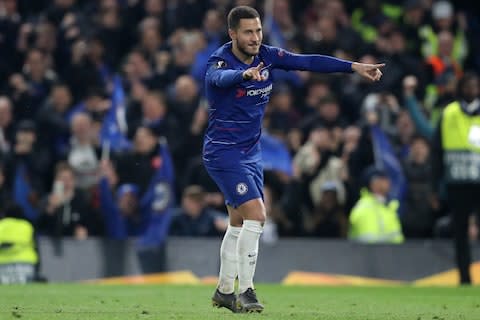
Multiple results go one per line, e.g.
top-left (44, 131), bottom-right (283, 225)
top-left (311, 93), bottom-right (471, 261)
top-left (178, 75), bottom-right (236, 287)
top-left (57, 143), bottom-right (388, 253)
top-left (137, 141), bottom-right (175, 248)
top-left (260, 132), bottom-right (293, 176)
top-left (370, 125), bottom-right (407, 205)
top-left (100, 75), bottom-right (131, 151)
top-left (13, 164), bottom-right (39, 221)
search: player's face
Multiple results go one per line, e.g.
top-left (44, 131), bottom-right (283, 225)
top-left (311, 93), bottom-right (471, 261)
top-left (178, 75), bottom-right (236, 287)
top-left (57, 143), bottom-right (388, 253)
top-left (230, 18), bottom-right (263, 57)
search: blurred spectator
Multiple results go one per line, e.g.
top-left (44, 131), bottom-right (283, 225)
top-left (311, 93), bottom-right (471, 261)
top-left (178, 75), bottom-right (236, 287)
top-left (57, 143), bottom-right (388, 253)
top-left (36, 83), bottom-right (73, 157)
top-left (137, 16), bottom-right (163, 64)
top-left (0, 0), bottom-right (22, 84)
top-left (98, 159), bottom-right (147, 238)
top-left (190, 9), bottom-right (225, 88)
top-left (303, 180), bottom-right (348, 238)
top-left (4, 120), bottom-right (50, 221)
top-left (300, 77), bottom-right (332, 117)
top-left (403, 75), bottom-right (435, 139)
top-left (45, 0), bottom-right (79, 27)
top-left (419, 0), bottom-right (468, 66)
top-left (340, 125), bottom-right (361, 168)
top-left (13, 48), bottom-right (57, 118)
top-left (63, 38), bottom-right (104, 102)
top-left (401, 135), bottom-right (438, 238)
top-left (123, 49), bottom-right (158, 89)
top-left (348, 167), bottom-right (404, 244)
top-left (175, 103), bottom-right (209, 193)
top-left (264, 84), bottom-right (301, 140)
top-left (401, 0), bottom-right (427, 56)
top-left (115, 126), bottom-right (171, 195)
top-left (294, 125), bottom-right (346, 208)
top-left (333, 55), bottom-right (385, 122)
top-left (350, 0), bottom-right (399, 44)
top-left (376, 28), bottom-right (425, 96)
top-left (263, 0), bottom-right (298, 49)
top-left (93, 2), bottom-right (127, 69)
top-left (99, 136), bottom-right (175, 274)
top-left (128, 90), bottom-right (180, 149)
top-left (37, 162), bottom-right (101, 239)
top-left (67, 112), bottom-right (100, 191)
top-left (424, 30), bottom-right (464, 109)
top-left (393, 110), bottom-right (416, 159)
top-left (170, 185), bottom-right (227, 237)
top-left (300, 96), bottom-right (348, 148)
top-left (362, 92), bottom-right (400, 138)
top-left (169, 75), bottom-right (200, 125)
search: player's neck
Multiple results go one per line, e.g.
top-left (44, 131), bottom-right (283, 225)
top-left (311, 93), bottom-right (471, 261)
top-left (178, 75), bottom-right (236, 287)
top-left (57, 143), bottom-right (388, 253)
top-left (231, 43), bottom-right (255, 65)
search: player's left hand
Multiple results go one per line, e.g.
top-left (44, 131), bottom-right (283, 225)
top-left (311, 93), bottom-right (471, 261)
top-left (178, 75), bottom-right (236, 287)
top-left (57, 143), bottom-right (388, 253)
top-left (351, 62), bottom-right (385, 82)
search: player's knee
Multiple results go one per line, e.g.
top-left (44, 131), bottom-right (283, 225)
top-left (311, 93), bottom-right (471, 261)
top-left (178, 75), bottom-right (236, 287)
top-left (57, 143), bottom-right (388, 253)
top-left (251, 210), bottom-right (266, 224)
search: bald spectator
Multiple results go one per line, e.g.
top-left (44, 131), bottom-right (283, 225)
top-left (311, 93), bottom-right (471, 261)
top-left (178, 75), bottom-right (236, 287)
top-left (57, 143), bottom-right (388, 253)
top-left (66, 112), bottom-right (100, 191)
top-left (170, 75), bottom-right (200, 125)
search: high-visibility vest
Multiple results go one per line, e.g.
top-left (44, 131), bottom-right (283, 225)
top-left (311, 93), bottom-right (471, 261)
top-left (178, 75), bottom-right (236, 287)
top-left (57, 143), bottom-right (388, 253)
top-left (419, 25), bottom-right (468, 65)
top-left (441, 101), bottom-right (480, 183)
top-left (0, 218), bottom-right (38, 265)
top-left (351, 4), bottom-right (403, 43)
top-left (348, 189), bottom-right (404, 244)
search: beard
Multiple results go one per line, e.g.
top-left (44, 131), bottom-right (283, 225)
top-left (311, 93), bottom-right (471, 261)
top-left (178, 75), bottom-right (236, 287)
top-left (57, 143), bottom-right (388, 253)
top-left (236, 40), bottom-right (260, 57)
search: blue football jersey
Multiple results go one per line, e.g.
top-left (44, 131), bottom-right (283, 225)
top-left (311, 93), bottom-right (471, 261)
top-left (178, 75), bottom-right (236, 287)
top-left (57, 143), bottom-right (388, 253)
top-left (203, 42), bottom-right (352, 168)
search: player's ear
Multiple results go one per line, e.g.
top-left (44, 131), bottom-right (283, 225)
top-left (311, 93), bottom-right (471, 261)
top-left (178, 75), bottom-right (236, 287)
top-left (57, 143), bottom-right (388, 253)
top-left (228, 28), bottom-right (236, 41)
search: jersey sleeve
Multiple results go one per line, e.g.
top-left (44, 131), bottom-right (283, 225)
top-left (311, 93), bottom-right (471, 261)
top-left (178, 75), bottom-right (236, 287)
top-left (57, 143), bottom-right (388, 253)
top-left (265, 45), bottom-right (353, 73)
top-left (205, 58), bottom-right (244, 88)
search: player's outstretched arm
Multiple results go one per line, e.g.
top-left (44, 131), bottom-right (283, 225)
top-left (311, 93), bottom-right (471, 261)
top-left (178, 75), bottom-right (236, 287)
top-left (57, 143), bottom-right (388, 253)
top-left (266, 46), bottom-right (385, 80)
top-left (351, 62), bottom-right (385, 82)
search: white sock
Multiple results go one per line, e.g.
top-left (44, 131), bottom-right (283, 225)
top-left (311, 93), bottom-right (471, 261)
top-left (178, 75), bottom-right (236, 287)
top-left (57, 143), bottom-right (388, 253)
top-left (217, 225), bottom-right (242, 294)
top-left (237, 220), bottom-right (263, 294)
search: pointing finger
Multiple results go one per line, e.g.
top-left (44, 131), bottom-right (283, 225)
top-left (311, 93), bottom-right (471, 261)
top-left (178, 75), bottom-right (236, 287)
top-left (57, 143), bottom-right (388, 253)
top-left (255, 62), bottom-right (264, 70)
top-left (372, 63), bottom-right (386, 69)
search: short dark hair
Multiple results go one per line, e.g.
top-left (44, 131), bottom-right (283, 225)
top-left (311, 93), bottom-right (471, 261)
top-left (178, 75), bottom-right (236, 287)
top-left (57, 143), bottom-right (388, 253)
top-left (457, 72), bottom-right (479, 97)
top-left (54, 161), bottom-right (74, 178)
top-left (227, 6), bottom-right (260, 30)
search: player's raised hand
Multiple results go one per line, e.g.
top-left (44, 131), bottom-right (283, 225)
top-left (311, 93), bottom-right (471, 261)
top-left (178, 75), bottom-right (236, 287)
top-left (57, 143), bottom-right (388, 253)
top-left (352, 62), bottom-right (385, 82)
top-left (242, 62), bottom-right (267, 81)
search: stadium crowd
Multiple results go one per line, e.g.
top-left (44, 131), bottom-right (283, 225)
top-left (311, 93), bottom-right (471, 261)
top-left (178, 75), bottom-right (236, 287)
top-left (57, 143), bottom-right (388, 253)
top-left (0, 0), bottom-right (479, 248)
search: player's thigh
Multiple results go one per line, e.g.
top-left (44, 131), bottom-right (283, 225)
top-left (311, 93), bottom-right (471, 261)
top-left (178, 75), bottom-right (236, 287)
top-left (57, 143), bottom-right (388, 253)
top-left (236, 198), bottom-right (266, 223)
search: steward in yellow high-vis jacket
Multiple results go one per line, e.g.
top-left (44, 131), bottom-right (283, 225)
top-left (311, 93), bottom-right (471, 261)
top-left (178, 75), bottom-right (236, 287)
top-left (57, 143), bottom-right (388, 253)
top-left (0, 204), bottom-right (38, 284)
top-left (348, 167), bottom-right (404, 244)
top-left (432, 73), bottom-right (480, 285)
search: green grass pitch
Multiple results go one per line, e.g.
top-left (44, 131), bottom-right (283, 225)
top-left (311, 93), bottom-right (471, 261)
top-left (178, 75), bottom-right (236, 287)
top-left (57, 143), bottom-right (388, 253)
top-left (1, 284), bottom-right (479, 319)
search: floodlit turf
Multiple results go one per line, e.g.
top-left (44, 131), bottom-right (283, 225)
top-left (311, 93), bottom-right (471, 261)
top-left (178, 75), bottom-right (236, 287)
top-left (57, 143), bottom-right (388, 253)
top-left (0, 284), bottom-right (479, 319)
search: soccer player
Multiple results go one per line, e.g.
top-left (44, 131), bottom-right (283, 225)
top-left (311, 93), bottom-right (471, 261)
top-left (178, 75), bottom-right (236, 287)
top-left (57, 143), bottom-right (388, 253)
top-left (204, 6), bottom-right (384, 313)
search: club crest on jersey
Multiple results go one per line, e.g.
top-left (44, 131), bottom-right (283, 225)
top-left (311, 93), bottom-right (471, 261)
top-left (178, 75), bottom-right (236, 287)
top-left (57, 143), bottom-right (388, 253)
top-left (215, 60), bottom-right (227, 69)
top-left (236, 182), bottom-right (248, 195)
top-left (261, 68), bottom-right (269, 80)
